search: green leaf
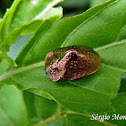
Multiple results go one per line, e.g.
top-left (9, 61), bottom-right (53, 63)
top-left (0, 18), bottom-right (2, 25)
top-left (0, 18), bottom-right (3, 39)
top-left (89, 0), bottom-right (126, 42)
top-left (0, 0), bottom-right (126, 118)
top-left (38, 7), bottom-right (63, 21)
top-left (54, 57), bottom-right (126, 126)
top-left (117, 25), bottom-right (126, 41)
top-left (35, 107), bottom-right (106, 126)
top-left (23, 91), bottom-right (58, 126)
top-left (0, 85), bottom-right (28, 126)
top-left (0, 51), bottom-right (15, 75)
top-left (34, 94), bottom-right (58, 119)
top-left (0, 0), bottom-right (63, 51)
top-left (107, 93), bottom-right (126, 126)
top-left (0, 39), bottom-right (126, 114)
top-left (16, 0), bottom-right (116, 66)
top-left (90, 0), bottom-right (108, 7)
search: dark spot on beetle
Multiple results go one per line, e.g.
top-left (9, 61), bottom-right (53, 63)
top-left (68, 52), bottom-right (77, 59)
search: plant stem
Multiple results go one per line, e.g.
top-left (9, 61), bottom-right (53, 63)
top-left (35, 110), bottom-right (75, 126)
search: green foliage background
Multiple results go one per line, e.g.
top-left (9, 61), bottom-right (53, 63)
top-left (0, 0), bottom-right (126, 126)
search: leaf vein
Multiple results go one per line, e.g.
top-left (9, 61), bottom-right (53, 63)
top-left (67, 81), bottom-right (115, 96)
top-left (94, 39), bottom-right (126, 51)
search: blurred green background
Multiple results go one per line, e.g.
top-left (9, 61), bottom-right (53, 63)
top-left (0, 0), bottom-right (13, 17)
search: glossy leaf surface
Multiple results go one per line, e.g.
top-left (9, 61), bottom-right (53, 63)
top-left (0, 0), bottom-right (126, 125)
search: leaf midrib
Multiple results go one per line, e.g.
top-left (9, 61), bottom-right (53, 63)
top-left (0, 39), bottom-right (125, 99)
top-left (0, 61), bottom-right (125, 83)
top-left (1, 39), bottom-right (126, 82)
top-left (0, 61), bottom-right (119, 97)
top-left (9, 73), bottom-right (115, 97)
top-left (67, 81), bottom-right (115, 96)
top-left (0, 63), bottom-right (123, 97)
